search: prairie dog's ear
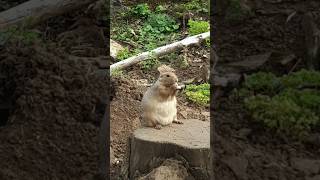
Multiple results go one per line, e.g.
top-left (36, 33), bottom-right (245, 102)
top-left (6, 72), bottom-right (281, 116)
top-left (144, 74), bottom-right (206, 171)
top-left (157, 65), bottom-right (175, 74)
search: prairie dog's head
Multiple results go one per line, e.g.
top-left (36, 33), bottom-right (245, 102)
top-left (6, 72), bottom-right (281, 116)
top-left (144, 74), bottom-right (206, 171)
top-left (157, 65), bottom-right (179, 87)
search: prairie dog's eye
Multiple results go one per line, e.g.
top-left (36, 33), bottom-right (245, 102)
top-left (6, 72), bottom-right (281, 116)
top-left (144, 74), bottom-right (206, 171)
top-left (166, 74), bottom-right (170, 77)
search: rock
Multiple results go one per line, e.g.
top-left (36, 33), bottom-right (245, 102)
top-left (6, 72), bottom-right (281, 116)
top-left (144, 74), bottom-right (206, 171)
top-left (213, 73), bottom-right (242, 88)
top-left (129, 119), bottom-right (210, 180)
top-left (290, 158), bottom-right (320, 175)
top-left (228, 52), bottom-right (272, 72)
top-left (110, 39), bottom-right (124, 59)
top-left (222, 155), bottom-right (248, 180)
top-left (138, 159), bottom-right (195, 180)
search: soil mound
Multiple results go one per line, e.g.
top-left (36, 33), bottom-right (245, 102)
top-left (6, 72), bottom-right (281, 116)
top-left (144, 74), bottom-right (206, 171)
top-left (0, 43), bottom-right (108, 179)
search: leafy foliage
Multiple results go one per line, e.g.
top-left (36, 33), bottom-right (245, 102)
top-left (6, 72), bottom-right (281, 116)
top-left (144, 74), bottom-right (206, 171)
top-left (116, 47), bottom-right (131, 61)
top-left (111, 3), bottom-right (181, 67)
top-left (183, 0), bottom-right (209, 13)
top-left (111, 68), bottom-right (125, 77)
top-left (140, 58), bottom-right (160, 71)
top-left (243, 72), bottom-right (282, 95)
top-left (144, 13), bottom-right (180, 34)
top-left (281, 69), bottom-right (320, 88)
top-left (239, 70), bottom-right (320, 139)
top-left (132, 3), bottom-right (151, 17)
top-left (185, 83), bottom-right (210, 106)
top-left (245, 93), bottom-right (319, 138)
top-left (155, 5), bottom-right (167, 13)
top-left (188, 20), bottom-right (210, 35)
top-left (0, 26), bottom-right (41, 45)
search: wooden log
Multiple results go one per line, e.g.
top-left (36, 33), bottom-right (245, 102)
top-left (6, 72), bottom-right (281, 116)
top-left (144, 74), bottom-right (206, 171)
top-left (110, 32), bottom-right (210, 73)
top-left (0, 0), bottom-right (99, 29)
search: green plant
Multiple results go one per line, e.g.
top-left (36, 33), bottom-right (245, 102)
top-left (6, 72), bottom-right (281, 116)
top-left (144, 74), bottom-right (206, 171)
top-left (111, 68), bottom-right (124, 77)
top-left (132, 3), bottom-right (151, 17)
top-left (140, 58), bottom-right (160, 71)
top-left (239, 70), bottom-right (320, 139)
top-left (185, 83), bottom-right (210, 106)
top-left (281, 69), bottom-right (320, 88)
top-left (0, 26), bottom-right (40, 45)
top-left (245, 94), bottom-right (319, 138)
top-left (205, 39), bottom-right (210, 47)
top-left (111, 4), bottom-right (181, 61)
top-left (143, 13), bottom-right (180, 34)
top-left (116, 47), bottom-right (131, 61)
top-left (243, 72), bottom-right (282, 95)
top-left (188, 20), bottom-right (209, 35)
top-left (155, 5), bottom-right (167, 13)
top-left (183, 0), bottom-right (209, 13)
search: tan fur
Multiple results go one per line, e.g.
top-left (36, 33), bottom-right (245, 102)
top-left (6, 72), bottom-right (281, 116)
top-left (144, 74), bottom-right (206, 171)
top-left (141, 65), bottom-right (182, 128)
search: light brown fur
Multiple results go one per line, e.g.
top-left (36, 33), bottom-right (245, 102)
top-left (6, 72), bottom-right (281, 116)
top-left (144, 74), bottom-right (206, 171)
top-left (141, 65), bottom-right (183, 129)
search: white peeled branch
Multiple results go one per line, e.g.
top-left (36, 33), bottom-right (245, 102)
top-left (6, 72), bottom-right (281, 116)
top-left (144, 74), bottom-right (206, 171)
top-left (0, 0), bottom-right (99, 29)
top-left (110, 32), bottom-right (210, 74)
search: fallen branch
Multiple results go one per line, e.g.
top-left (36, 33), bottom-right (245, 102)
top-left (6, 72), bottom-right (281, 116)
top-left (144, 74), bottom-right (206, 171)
top-left (110, 32), bottom-right (210, 73)
top-left (0, 0), bottom-right (99, 29)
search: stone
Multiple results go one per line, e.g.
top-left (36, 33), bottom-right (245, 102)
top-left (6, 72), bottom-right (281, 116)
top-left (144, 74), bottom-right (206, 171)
top-left (129, 119), bottom-right (210, 180)
top-left (110, 39), bottom-right (124, 59)
top-left (228, 52), bottom-right (272, 72)
top-left (137, 159), bottom-right (195, 180)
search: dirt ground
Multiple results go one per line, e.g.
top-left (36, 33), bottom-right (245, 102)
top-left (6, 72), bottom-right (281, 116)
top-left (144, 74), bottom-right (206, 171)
top-left (213, 0), bottom-right (320, 180)
top-left (0, 1), bottom-right (108, 179)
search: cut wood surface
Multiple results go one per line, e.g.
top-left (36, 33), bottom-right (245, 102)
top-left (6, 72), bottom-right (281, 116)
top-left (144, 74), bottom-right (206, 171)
top-left (0, 0), bottom-right (99, 29)
top-left (110, 32), bottom-right (210, 73)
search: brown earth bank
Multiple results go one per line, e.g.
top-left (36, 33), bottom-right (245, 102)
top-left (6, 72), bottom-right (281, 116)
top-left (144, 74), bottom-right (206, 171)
top-left (213, 0), bottom-right (320, 180)
top-left (0, 1), bottom-right (108, 179)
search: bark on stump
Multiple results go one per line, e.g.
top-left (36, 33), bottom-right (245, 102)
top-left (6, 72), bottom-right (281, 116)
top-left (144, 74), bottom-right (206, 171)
top-left (129, 119), bottom-right (210, 180)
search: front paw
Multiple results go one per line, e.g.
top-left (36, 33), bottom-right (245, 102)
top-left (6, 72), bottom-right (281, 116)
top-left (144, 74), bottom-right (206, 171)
top-left (173, 120), bottom-right (183, 124)
top-left (155, 124), bottom-right (162, 130)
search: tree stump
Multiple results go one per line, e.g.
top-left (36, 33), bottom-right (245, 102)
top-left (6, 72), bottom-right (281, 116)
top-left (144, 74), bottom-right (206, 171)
top-left (129, 119), bottom-right (210, 180)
